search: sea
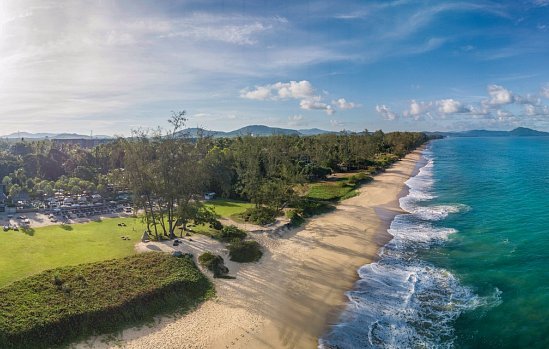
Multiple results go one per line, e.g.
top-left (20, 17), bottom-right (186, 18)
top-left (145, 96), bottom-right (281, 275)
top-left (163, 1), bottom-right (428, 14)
top-left (319, 137), bottom-right (549, 349)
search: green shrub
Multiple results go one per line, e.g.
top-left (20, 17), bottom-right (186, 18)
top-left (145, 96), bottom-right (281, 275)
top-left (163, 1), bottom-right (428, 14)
top-left (198, 252), bottom-right (229, 277)
top-left (294, 199), bottom-right (334, 217)
top-left (209, 219), bottom-right (223, 230)
top-left (219, 225), bottom-right (247, 242)
top-left (0, 253), bottom-right (213, 349)
top-left (228, 240), bottom-right (263, 263)
top-left (286, 209), bottom-right (305, 227)
top-left (239, 207), bottom-right (277, 225)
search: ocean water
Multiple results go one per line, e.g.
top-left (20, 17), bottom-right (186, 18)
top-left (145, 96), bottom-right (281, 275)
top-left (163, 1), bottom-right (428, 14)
top-left (320, 137), bottom-right (549, 349)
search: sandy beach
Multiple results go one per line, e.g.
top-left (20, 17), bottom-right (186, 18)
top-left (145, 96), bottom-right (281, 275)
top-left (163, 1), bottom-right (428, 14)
top-left (77, 148), bottom-right (423, 349)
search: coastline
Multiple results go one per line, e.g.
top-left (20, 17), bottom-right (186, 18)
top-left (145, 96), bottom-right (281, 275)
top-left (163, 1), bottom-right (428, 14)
top-left (78, 147), bottom-right (424, 349)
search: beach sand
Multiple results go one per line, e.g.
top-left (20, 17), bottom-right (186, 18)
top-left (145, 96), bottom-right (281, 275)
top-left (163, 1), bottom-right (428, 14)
top-left (77, 148), bottom-right (423, 349)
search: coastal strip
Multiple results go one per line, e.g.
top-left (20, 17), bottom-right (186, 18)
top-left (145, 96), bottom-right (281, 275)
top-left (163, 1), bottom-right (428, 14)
top-left (80, 148), bottom-right (423, 349)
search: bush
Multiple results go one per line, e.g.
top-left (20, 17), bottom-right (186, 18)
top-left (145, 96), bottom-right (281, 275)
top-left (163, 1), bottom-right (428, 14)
top-left (228, 240), bottom-right (263, 263)
top-left (0, 253), bottom-right (213, 349)
top-left (198, 252), bottom-right (229, 277)
top-left (286, 209), bottom-right (305, 227)
top-left (239, 207), bottom-right (277, 225)
top-left (218, 225), bottom-right (247, 242)
top-left (294, 199), bottom-right (334, 217)
top-left (208, 219), bottom-right (223, 230)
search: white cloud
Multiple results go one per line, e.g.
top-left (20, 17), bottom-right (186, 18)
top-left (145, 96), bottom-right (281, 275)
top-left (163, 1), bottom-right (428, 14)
top-left (240, 80), bottom-right (314, 100)
top-left (408, 100), bottom-right (432, 117)
top-left (242, 80), bottom-right (338, 115)
top-left (496, 109), bottom-right (514, 120)
top-left (330, 119), bottom-right (343, 128)
top-left (436, 99), bottom-right (471, 114)
top-left (541, 85), bottom-right (549, 99)
top-left (274, 81), bottom-right (315, 99)
top-left (375, 104), bottom-right (398, 120)
top-left (487, 84), bottom-right (514, 105)
top-left (524, 104), bottom-right (549, 116)
top-left (240, 86), bottom-right (272, 100)
top-left (333, 98), bottom-right (358, 110)
top-left (288, 114), bottom-right (307, 126)
top-left (300, 97), bottom-right (335, 115)
top-left (533, 0), bottom-right (549, 7)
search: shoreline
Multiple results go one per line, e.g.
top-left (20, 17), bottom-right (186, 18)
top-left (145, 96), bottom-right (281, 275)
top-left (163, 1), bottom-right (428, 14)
top-left (77, 147), bottom-right (424, 349)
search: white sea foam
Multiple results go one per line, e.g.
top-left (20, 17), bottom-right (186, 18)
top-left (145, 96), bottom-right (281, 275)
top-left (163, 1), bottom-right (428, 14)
top-left (319, 147), bottom-right (494, 349)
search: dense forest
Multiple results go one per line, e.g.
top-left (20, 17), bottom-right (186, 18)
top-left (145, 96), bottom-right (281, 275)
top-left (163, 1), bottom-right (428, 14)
top-left (1, 114), bottom-right (430, 239)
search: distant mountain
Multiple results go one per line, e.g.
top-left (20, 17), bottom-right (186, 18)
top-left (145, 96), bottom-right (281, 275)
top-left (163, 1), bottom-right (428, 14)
top-left (1, 132), bottom-right (112, 139)
top-left (227, 125), bottom-right (300, 136)
top-left (509, 127), bottom-right (549, 136)
top-left (179, 128), bottom-right (223, 138)
top-left (178, 125), bottom-right (331, 138)
top-left (1, 132), bottom-right (58, 139)
top-left (298, 128), bottom-right (335, 136)
top-left (426, 127), bottom-right (549, 138)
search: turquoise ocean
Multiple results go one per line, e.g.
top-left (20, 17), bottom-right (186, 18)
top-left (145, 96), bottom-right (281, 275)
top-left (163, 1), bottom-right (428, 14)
top-left (320, 137), bottom-right (549, 348)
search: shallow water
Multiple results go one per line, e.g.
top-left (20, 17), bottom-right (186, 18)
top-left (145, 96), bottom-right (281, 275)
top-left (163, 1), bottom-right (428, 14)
top-left (320, 137), bottom-right (549, 349)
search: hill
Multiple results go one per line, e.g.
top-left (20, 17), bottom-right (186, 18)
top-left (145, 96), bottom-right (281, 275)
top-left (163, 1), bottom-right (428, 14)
top-left (426, 127), bottom-right (549, 138)
top-left (178, 125), bottom-right (332, 138)
top-left (1, 132), bottom-right (112, 140)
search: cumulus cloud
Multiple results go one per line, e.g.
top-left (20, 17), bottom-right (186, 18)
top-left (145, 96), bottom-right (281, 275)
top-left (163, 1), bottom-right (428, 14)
top-left (240, 80), bottom-right (314, 100)
top-left (436, 99), bottom-right (471, 114)
top-left (407, 100), bottom-right (433, 118)
top-left (332, 98), bottom-right (358, 110)
top-left (524, 104), bottom-right (549, 116)
top-left (375, 104), bottom-right (398, 120)
top-left (541, 85), bottom-right (549, 99)
top-left (377, 83), bottom-right (549, 126)
top-left (300, 97), bottom-right (335, 115)
top-left (487, 84), bottom-right (514, 105)
top-left (496, 109), bottom-right (514, 121)
top-left (241, 80), bottom-right (344, 115)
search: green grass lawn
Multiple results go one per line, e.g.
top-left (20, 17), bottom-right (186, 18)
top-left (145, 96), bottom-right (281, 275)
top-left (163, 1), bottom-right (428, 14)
top-left (306, 181), bottom-right (357, 201)
top-left (0, 217), bottom-right (144, 288)
top-left (0, 199), bottom-right (253, 288)
top-left (205, 199), bottom-right (254, 218)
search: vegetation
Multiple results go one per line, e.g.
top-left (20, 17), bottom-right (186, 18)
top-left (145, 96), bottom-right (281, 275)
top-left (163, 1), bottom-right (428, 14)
top-left (306, 172), bottom-right (373, 201)
top-left (1, 113), bottom-right (428, 235)
top-left (198, 252), bottom-right (229, 277)
top-left (0, 253), bottom-right (213, 349)
top-left (218, 225), bottom-right (247, 242)
top-left (204, 199), bottom-right (255, 218)
top-left (228, 240), bottom-right (263, 263)
top-left (236, 206), bottom-right (278, 225)
top-left (0, 217), bottom-right (142, 287)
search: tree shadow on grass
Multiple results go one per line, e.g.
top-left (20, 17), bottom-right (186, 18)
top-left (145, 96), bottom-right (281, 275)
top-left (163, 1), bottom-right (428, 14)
top-left (21, 227), bottom-right (35, 236)
top-left (60, 225), bottom-right (74, 231)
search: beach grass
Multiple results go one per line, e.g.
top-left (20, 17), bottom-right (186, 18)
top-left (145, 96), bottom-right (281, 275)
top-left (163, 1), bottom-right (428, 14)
top-left (0, 252), bottom-right (213, 349)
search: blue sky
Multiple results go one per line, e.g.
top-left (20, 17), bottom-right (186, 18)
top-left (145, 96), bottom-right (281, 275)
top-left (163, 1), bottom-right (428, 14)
top-left (1, 0), bottom-right (549, 135)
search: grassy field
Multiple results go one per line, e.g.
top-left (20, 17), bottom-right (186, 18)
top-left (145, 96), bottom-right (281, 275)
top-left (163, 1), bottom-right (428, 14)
top-left (0, 199), bottom-right (253, 288)
top-left (205, 199), bottom-right (255, 218)
top-left (306, 173), bottom-right (373, 201)
top-left (0, 253), bottom-right (213, 349)
top-left (0, 217), bottom-right (143, 288)
top-left (306, 179), bottom-right (357, 201)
